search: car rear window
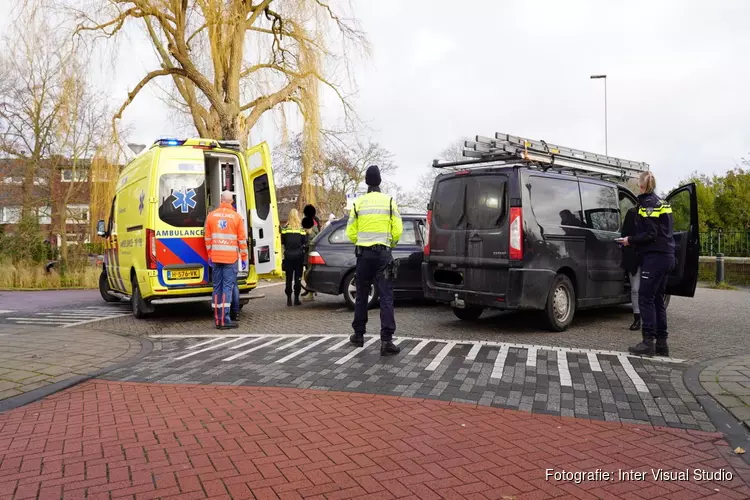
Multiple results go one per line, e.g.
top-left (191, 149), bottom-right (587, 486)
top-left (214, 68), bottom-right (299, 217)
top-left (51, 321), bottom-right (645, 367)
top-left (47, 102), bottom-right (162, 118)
top-left (433, 175), bottom-right (506, 230)
top-left (158, 174), bottom-right (207, 228)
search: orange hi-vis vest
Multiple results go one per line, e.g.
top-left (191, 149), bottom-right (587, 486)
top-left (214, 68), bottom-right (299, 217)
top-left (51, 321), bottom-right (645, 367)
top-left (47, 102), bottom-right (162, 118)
top-left (204, 202), bottom-right (248, 265)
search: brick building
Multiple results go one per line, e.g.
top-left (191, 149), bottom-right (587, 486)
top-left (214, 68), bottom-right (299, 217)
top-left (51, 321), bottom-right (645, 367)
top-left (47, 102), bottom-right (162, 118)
top-left (0, 157), bottom-right (116, 248)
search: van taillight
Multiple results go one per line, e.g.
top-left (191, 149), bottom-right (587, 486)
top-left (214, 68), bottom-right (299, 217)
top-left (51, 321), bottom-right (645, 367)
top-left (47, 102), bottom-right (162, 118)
top-left (146, 229), bottom-right (157, 269)
top-left (509, 207), bottom-right (523, 260)
top-left (424, 210), bottom-right (432, 256)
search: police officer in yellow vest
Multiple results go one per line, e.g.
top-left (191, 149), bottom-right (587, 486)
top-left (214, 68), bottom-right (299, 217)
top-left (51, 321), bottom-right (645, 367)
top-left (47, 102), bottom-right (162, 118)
top-left (346, 165), bottom-right (403, 356)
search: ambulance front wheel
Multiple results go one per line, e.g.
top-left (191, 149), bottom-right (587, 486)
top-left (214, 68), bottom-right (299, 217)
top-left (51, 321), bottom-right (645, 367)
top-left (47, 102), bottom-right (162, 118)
top-left (131, 277), bottom-right (152, 319)
top-left (99, 271), bottom-right (120, 303)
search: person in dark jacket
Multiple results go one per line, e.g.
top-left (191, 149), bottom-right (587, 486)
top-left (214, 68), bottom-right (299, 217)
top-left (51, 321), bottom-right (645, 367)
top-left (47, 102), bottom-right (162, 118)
top-left (620, 207), bottom-right (642, 331)
top-left (281, 209), bottom-right (307, 306)
top-left (618, 172), bottom-right (676, 356)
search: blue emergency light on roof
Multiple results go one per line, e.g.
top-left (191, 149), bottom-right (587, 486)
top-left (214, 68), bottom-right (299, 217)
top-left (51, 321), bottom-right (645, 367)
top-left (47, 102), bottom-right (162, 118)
top-left (155, 138), bottom-right (186, 147)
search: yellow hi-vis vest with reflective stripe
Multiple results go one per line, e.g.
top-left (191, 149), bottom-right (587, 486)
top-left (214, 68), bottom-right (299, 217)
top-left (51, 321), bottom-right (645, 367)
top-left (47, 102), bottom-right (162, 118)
top-left (346, 191), bottom-right (404, 248)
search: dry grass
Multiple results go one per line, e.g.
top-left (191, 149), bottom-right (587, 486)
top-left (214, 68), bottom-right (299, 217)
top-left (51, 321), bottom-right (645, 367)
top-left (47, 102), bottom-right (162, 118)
top-left (0, 259), bottom-right (99, 289)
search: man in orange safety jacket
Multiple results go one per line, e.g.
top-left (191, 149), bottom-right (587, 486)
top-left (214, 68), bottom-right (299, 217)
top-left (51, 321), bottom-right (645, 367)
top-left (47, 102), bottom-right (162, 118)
top-left (204, 191), bottom-right (248, 329)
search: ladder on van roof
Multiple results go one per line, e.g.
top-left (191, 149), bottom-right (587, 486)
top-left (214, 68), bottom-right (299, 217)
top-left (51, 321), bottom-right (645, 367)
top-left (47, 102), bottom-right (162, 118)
top-left (432, 133), bottom-right (649, 181)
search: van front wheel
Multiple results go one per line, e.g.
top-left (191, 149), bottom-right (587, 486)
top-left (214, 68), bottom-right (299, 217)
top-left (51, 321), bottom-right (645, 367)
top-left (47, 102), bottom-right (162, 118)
top-left (544, 274), bottom-right (576, 331)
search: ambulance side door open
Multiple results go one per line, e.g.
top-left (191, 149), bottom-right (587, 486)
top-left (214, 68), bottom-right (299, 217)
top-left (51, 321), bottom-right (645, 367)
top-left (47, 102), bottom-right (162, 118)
top-left (665, 182), bottom-right (699, 297)
top-left (244, 142), bottom-right (282, 277)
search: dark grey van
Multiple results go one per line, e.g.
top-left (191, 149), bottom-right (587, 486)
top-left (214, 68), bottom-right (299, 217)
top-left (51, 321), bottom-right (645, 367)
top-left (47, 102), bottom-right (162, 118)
top-left (422, 139), bottom-right (700, 331)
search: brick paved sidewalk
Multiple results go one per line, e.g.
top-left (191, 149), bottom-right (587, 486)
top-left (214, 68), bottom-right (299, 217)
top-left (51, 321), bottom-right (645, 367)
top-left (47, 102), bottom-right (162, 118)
top-left (0, 327), bottom-right (141, 402)
top-left (1, 381), bottom-right (749, 499)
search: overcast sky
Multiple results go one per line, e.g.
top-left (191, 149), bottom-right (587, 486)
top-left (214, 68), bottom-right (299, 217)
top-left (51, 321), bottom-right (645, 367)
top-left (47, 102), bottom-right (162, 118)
top-left (30, 0), bottom-right (750, 194)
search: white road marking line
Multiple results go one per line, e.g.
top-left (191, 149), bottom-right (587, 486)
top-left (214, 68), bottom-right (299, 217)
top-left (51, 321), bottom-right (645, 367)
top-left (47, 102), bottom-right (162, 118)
top-left (39, 313), bottom-right (116, 319)
top-left (7, 317), bottom-right (76, 323)
top-left (406, 339), bottom-right (430, 356)
top-left (466, 342), bottom-right (484, 361)
top-left (277, 336), bottom-right (332, 364)
top-left (256, 282), bottom-right (284, 289)
top-left (5, 320), bottom-right (75, 325)
top-left (587, 352), bottom-right (602, 372)
top-left (327, 337), bottom-right (353, 351)
top-left (188, 337), bottom-right (228, 349)
top-left (176, 337), bottom-right (243, 360)
top-left (224, 337), bottom-right (284, 361)
top-left (0, 310), bottom-right (15, 314)
top-left (275, 336), bottom-right (308, 351)
top-left (146, 334), bottom-right (686, 364)
top-left (63, 314), bottom-right (132, 327)
top-left (425, 342), bottom-right (456, 371)
top-left (618, 354), bottom-right (650, 393)
top-left (526, 347), bottom-right (537, 367)
top-left (334, 337), bottom-right (378, 365)
top-left (490, 346), bottom-right (509, 380)
top-left (556, 350), bottom-right (572, 387)
top-left (393, 338), bottom-right (404, 345)
top-left (227, 337), bottom-right (263, 350)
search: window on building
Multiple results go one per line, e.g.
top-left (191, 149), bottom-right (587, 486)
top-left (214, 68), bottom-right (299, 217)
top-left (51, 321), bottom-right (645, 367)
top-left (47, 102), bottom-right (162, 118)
top-left (37, 206), bottom-right (52, 225)
top-left (63, 233), bottom-right (90, 245)
top-left (2, 177), bottom-right (22, 185)
top-left (61, 169), bottom-right (88, 182)
top-left (0, 206), bottom-right (21, 224)
top-left (65, 204), bottom-right (90, 224)
top-left (34, 177), bottom-right (47, 186)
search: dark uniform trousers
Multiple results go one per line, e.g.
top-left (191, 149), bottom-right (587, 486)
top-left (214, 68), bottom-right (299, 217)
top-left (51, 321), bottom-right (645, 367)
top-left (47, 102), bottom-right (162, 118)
top-left (284, 257), bottom-right (304, 297)
top-left (639, 252), bottom-right (676, 340)
top-left (352, 246), bottom-right (395, 341)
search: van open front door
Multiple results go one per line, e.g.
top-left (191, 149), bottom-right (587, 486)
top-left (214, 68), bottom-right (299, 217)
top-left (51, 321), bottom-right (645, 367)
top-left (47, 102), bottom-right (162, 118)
top-left (245, 142), bottom-right (283, 278)
top-left (665, 182), bottom-right (699, 297)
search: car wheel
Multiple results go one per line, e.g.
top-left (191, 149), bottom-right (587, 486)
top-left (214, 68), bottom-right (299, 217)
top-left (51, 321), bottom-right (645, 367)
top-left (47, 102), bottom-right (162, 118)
top-left (343, 271), bottom-right (378, 310)
top-left (131, 277), bottom-right (149, 319)
top-left (543, 274), bottom-right (576, 332)
top-left (99, 271), bottom-right (120, 303)
top-left (452, 306), bottom-right (483, 321)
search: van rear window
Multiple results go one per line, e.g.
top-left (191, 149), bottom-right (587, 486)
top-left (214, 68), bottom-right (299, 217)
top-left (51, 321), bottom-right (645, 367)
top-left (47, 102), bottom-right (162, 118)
top-left (433, 175), bottom-right (506, 230)
top-left (158, 174), bottom-right (207, 228)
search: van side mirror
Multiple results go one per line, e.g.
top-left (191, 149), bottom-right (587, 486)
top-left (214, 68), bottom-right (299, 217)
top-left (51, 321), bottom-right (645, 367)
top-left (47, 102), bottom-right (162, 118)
top-left (96, 220), bottom-right (106, 237)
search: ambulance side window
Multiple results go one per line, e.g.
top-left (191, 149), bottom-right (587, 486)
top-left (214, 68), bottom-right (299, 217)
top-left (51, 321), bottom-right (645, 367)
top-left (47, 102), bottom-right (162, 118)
top-left (253, 174), bottom-right (271, 221)
top-left (107, 196), bottom-right (116, 234)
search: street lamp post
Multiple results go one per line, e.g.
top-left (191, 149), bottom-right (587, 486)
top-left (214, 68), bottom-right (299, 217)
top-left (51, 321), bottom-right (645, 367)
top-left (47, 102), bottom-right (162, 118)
top-left (590, 74), bottom-right (607, 155)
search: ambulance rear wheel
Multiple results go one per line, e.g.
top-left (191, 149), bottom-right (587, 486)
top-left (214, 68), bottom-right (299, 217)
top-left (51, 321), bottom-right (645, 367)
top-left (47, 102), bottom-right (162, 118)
top-left (99, 271), bottom-right (120, 303)
top-left (131, 278), bottom-right (149, 319)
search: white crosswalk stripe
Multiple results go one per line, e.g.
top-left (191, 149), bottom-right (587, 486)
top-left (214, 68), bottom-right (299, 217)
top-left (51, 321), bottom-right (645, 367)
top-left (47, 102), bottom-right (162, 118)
top-left (154, 334), bottom-right (684, 395)
top-left (0, 304), bottom-right (132, 327)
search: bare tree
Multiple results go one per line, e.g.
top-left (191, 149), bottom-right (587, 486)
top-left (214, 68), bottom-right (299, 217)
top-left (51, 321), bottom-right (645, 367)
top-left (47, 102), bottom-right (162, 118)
top-left (0, 13), bottom-right (69, 217)
top-left (62, 0), bottom-right (367, 207)
top-left (408, 138), bottom-right (468, 212)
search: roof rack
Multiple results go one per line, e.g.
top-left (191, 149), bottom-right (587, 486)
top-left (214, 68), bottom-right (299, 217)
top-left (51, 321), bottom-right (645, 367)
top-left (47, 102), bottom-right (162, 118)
top-left (432, 133), bottom-right (649, 181)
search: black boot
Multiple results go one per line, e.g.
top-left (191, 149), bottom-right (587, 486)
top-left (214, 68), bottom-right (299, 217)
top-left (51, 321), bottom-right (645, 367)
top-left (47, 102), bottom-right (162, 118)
top-left (655, 338), bottom-right (669, 357)
top-left (294, 294), bottom-right (302, 306)
top-left (629, 314), bottom-right (641, 331)
top-left (286, 294), bottom-right (292, 307)
top-left (628, 337), bottom-right (655, 356)
top-left (380, 341), bottom-right (400, 356)
top-left (349, 334), bottom-right (364, 347)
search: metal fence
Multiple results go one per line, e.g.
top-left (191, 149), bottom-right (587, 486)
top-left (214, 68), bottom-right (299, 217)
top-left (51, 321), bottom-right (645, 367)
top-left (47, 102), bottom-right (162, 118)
top-left (700, 231), bottom-right (750, 257)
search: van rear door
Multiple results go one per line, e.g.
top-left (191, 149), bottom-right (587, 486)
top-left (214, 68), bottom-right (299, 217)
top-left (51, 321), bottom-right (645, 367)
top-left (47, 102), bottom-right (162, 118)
top-left (429, 172), bottom-right (509, 293)
top-left (244, 142), bottom-right (282, 278)
top-left (154, 150), bottom-right (210, 289)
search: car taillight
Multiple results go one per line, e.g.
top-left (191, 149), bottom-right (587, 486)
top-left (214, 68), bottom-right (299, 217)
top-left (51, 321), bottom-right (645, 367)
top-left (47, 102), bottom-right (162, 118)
top-left (424, 210), bottom-right (432, 256)
top-left (509, 207), bottom-right (523, 260)
top-left (308, 251), bottom-right (326, 265)
top-left (146, 229), bottom-right (157, 269)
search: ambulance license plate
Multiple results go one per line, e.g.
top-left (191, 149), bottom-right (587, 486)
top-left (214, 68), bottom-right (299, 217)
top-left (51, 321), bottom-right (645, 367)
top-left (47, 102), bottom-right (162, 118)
top-left (167, 269), bottom-right (200, 280)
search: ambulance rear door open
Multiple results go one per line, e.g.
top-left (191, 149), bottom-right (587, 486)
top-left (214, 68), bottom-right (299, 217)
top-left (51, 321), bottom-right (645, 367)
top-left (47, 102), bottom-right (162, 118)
top-left (244, 142), bottom-right (282, 278)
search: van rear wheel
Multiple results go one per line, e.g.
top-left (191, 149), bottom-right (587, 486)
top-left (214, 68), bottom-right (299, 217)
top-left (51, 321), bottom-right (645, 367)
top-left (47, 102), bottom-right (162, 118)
top-left (452, 306), bottom-right (483, 321)
top-left (131, 278), bottom-right (149, 319)
top-left (544, 274), bottom-right (576, 331)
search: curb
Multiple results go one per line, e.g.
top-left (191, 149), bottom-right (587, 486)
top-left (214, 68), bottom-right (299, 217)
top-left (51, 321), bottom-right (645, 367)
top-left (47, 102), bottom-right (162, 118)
top-left (683, 355), bottom-right (750, 465)
top-left (0, 335), bottom-right (154, 413)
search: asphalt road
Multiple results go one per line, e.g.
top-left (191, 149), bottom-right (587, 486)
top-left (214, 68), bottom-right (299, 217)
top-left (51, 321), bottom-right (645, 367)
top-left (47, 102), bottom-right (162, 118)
top-left (79, 283), bottom-right (750, 363)
top-left (0, 289), bottom-right (105, 313)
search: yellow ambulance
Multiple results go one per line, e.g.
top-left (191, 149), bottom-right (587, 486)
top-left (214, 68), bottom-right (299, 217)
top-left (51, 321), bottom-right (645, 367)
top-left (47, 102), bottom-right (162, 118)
top-left (96, 138), bottom-right (282, 318)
